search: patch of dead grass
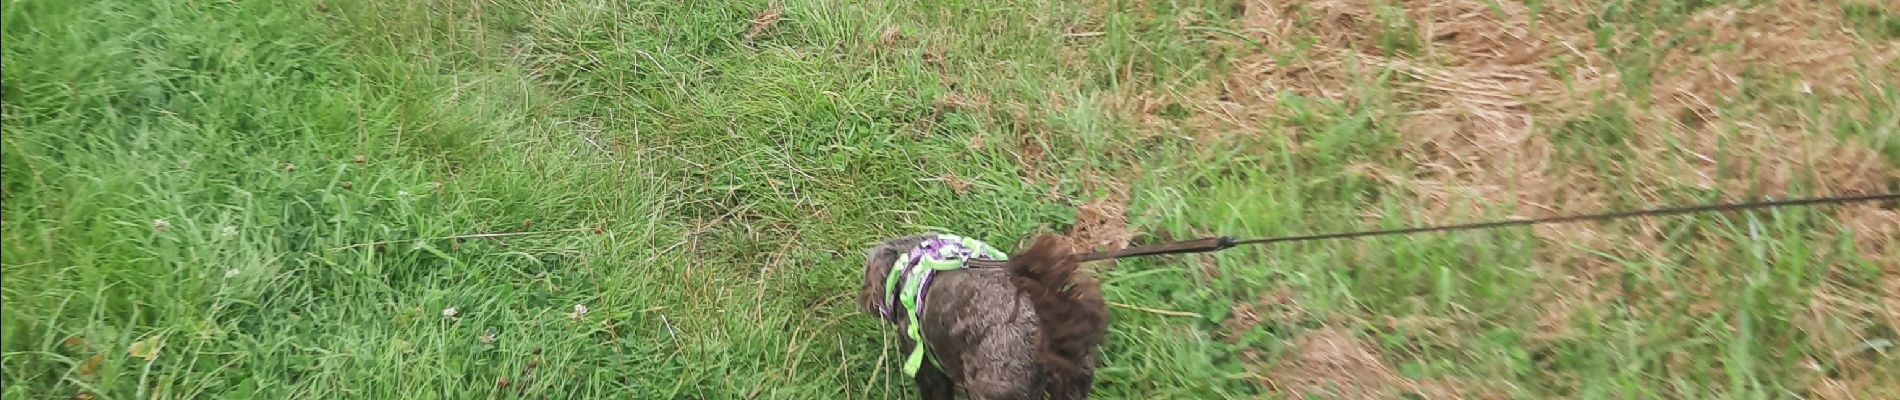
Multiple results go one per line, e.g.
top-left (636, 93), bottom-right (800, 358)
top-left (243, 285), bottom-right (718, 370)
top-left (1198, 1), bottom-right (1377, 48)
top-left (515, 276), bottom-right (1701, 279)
top-left (1626, 2), bottom-right (1899, 198)
top-left (744, 5), bottom-right (782, 40)
top-left (1149, 0), bottom-right (1898, 395)
top-left (879, 26), bottom-right (903, 46)
top-left (1154, 0), bottom-right (1375, 141)
top-left (1220, 287), bottom-right (1306, 342)
top-left (1406, 0), bottom-right (1548, 66)
top-left (1372, 0), bottom-right (1897, 338)
top-left (1067, 192), bottom-right (1134, 254)
top-left (1839, 204), bottom-right (1900, 274)
top-left (1536, 5), bottom-right (1897, 372)
top-left (1811, 373), bottom-right (1900, 400)
top-left (1229, 0), bottom-right (1593, 221)
top-left (1257, 327), bottom-right (1502, 400)
top-left (1259, 327), bottom-right (1405, 399)
top-left (1797, 268), bottom-right (1900, 400)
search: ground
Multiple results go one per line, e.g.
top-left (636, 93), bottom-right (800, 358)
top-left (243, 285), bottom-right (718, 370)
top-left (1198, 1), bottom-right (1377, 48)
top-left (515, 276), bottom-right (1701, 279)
top-left (2, 0), bottom-right (1896, 398)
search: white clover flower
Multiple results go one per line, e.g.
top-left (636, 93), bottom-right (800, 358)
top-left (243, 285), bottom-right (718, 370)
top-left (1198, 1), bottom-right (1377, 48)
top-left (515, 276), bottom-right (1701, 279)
top-left (442, 307), bottom-right (459, 319)
top-left (569, 304), bottom-right (589, 320)
top-left (224, 269), bottom-right (239, 279)
top-left (152, 219), bottom-right (170, 231)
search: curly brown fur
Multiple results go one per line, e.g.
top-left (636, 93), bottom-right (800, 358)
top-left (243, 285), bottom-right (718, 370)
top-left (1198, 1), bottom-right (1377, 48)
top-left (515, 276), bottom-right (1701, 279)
top-left (859, 234), bottom-right (1108, 400)
top-left (1006, 234), bottom-right (1108, 399)
top-left (858, 235), bottom-right (930, 318)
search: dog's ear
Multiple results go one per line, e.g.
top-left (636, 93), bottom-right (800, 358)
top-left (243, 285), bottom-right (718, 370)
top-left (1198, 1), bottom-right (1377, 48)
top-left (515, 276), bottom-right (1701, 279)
top-left (858, 235), bottom-right (930, 317)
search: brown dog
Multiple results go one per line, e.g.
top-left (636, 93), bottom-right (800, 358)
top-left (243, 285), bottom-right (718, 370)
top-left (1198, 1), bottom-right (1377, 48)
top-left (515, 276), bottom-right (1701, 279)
top-left (858, 234), bottom-right (1109, 400)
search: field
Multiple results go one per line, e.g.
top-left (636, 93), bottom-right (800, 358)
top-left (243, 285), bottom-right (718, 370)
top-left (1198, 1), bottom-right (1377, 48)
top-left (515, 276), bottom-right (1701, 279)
top-left (3, 0), bottom-right (1896, 398)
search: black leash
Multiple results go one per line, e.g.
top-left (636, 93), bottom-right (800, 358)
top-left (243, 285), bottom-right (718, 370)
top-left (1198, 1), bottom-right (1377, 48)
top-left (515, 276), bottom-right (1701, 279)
top-left (1072, 192), bottom-right (1899, 262)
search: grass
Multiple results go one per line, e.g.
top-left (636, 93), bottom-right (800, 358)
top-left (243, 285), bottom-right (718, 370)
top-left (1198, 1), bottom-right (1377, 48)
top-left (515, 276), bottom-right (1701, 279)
top-left (2, 0), bottom-right (1895, 398)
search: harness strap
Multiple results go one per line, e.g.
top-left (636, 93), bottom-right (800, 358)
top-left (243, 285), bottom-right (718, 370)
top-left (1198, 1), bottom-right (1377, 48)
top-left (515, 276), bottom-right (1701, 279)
top-left (884, 234), bottom-right (1005, 378)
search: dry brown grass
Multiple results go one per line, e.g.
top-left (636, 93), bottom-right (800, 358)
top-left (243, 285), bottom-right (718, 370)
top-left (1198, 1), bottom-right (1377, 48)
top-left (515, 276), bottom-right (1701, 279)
top-left (1836, 205), bottom-right (1900, 274)
top-left (1257, 327), bottom-right (1411, 399)
top-left (1609, 12), bottom-right (1899, 374)
top-left (1227, 0), bottom-right (1586, 222)
top-left (1220, 287), bottom-right (1306, 342)
top-left (1629, 2), bottom-right (1898, 198)
top-left (1255, 327), bottom-right (1504, 400)
top-left (744, 5), bottom-right (782, 40)
top-left (1799, 275), bottom-right (1900, 400)
top-left (1220, 0), bottom-right (1896, 217)
top-left (1148, 0), bottom-right (1899, 395)
top-left (1066, 190), bottom-right (1135, 254)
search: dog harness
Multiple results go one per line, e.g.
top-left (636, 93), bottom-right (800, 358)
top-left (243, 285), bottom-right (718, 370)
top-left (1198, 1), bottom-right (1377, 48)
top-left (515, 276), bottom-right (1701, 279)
top-left (881, 234), bottom-right (1007, 378)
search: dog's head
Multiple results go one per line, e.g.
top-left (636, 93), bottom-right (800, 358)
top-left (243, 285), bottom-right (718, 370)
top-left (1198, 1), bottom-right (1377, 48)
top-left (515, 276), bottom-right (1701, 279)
top-left (857, 235), bottom-right (931, 320)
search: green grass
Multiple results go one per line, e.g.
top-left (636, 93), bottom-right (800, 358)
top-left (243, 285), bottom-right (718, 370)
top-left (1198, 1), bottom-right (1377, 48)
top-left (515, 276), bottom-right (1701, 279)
top-left (3, 0), bottom-right (1895, 398)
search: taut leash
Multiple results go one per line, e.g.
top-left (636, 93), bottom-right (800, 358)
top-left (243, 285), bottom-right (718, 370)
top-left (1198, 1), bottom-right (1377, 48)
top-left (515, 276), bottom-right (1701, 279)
top-left (971, 192), bottom-right (1898, 266)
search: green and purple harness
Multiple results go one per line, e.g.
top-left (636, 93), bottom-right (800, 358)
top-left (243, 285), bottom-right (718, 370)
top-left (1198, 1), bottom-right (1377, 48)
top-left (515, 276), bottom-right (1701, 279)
top-left (878, 234), bottom-right (1008, 378)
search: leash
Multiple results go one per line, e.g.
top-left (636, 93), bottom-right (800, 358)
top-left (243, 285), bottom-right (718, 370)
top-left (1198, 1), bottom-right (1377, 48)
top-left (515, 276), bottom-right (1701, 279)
top-left (1049, 192), bottom-right (1898, 263)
